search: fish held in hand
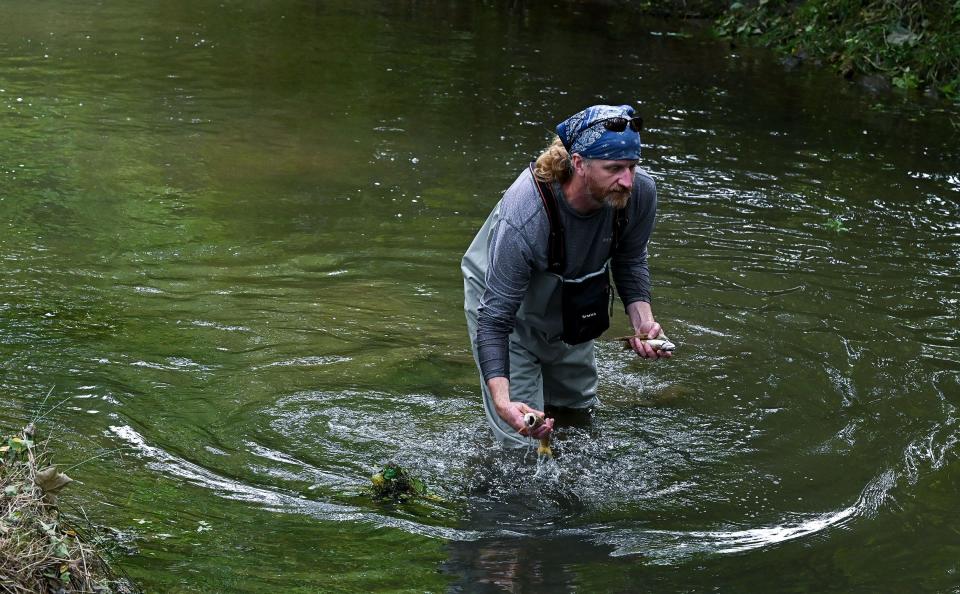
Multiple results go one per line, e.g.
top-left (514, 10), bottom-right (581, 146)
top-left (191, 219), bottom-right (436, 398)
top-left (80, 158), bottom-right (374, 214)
top-left (523, 412), bottom-right (543, 429)
top-left (612, 334), bottom-right (676, 352)
top-left (522, 413), bottom-right (553, 457)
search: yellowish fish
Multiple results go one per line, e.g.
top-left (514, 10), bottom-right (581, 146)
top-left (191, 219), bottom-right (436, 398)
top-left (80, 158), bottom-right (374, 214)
top-left (522, 412), bottom-right (553, 457)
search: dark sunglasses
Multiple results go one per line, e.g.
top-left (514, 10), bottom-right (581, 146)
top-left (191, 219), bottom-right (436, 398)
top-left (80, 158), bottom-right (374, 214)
top-left (570, 115), bottom-right (644, 148)
top-left (596, 115), bottom-right (643, 133)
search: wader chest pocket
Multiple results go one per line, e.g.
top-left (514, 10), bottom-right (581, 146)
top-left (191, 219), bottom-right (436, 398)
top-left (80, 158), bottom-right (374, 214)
top-left (560, 266), bottom-right (611, 345)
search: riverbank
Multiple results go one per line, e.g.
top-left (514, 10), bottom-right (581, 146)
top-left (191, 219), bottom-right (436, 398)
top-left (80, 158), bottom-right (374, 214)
top-left (1, 425), bottom-right (137, 594)
top-left (613, 0), bottom-right (960, 104)
top-left (712, 0), bottom-right (960, 102)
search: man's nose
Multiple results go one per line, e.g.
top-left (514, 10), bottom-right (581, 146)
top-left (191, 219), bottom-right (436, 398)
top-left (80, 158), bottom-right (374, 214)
top-left (617, 169), bottom-right (633, 189)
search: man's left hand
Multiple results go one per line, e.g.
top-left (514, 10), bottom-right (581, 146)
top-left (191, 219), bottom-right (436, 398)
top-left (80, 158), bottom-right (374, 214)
top-left (629, 320), bottom-right (673, 360)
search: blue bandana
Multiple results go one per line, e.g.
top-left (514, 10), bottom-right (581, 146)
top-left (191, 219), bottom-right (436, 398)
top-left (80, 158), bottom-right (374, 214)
top-left (555, 104), bottom-right (641, 161)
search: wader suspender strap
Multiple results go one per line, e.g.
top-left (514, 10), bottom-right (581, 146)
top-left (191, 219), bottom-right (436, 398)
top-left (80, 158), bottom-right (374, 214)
top-left (529, 163), bottom-right (565, 273)
top-left (528, 163), bottom-right (629, 272)
top-left (611, 201), bottom-right (628, 256)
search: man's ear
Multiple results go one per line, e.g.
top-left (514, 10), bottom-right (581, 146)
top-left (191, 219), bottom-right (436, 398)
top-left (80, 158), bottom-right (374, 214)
top-left (570, 153), bottom-right (586, 176)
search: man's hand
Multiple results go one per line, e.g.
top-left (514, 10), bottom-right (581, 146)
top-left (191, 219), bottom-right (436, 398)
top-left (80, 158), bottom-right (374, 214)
top-left (629, 320), bottom-right (673, 360)
top-left (487, 377), bottom-right (554, 438)
top-left (498, 401), bottom-right (554, 439)
top-left (625, 301), bottom-right (673, 360)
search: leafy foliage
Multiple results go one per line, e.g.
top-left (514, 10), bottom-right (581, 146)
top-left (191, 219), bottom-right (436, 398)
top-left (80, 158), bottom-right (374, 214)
top-left (715, 0), bottom-right (960, 102)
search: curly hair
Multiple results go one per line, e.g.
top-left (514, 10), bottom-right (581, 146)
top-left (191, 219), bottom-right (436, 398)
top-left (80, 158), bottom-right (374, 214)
top-left (533, 136), bottom-right (572, 184)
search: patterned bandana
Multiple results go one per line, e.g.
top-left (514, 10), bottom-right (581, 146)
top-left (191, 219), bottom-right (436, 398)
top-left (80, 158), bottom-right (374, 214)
top-left (555, 104), bottom-right (641, 161)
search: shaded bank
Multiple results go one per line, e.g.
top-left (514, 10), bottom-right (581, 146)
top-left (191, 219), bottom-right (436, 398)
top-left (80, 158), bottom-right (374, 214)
top-left (570, 0), bottom-right (960, 103)
top-left (713, 0), bottom-right (960, 102)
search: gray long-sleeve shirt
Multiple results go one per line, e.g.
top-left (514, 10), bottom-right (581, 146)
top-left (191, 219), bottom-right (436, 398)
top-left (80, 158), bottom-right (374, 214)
top-left (463, 167), bottom-right (658, 381)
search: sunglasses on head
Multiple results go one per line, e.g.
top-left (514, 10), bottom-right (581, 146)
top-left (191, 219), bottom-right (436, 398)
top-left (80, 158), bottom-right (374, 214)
top-left (569, 115), bottom-right (644, 148)
top-left (596, 115), bottom-right (643, 133)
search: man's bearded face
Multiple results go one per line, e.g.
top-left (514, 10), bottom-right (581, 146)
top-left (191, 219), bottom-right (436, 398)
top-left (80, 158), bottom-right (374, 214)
top-left (586, 166), bottom-right (631, 209)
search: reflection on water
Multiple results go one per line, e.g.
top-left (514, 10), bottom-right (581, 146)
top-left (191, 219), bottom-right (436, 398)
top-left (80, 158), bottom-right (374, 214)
top-left (0, 0), bottom-right (958, 591)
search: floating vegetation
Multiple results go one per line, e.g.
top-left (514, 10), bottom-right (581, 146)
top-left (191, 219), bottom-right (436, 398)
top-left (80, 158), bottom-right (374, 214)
top-left (369, 463), bottom-right (443, 503)
top-left (825, 217), bottom-right (850, 232)
top-left (0, 424), bottom-right (138, 594)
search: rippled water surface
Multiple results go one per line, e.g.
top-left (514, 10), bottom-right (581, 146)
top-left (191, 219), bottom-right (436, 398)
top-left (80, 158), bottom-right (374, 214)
top-left (1, 1), bottom-right (959, 592)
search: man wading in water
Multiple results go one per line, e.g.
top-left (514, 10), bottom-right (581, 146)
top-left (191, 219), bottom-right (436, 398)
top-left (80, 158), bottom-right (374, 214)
top-left (462, 104), bottom-right (672, 448)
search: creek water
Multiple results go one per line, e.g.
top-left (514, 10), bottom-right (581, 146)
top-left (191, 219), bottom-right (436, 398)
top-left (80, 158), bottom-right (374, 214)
top-left (1, 1), bottom-right (958, 592)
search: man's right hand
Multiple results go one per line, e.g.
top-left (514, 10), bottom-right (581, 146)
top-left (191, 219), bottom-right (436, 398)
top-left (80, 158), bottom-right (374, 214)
top-left (487, 377), bottom-right (554, 438)
top-left (497, 401), bottom-right (554, 439)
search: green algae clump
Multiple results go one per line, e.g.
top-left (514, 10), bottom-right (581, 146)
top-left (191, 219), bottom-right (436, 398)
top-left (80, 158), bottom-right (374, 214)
top-left (369, 464), bottom-right (435, 502)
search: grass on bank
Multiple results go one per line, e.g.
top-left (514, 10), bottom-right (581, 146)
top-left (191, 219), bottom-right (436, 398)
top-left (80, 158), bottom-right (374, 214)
top-left (1, 424), bottom-right (137, 594)
top-left (714, 0), bottom-right (960, 101)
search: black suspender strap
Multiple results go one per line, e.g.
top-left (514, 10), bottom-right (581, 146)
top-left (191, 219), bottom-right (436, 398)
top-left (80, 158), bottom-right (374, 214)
top-left (529, 163), bottom-right (565, 273)
top-left (611, 204), bottom-right (628, 257)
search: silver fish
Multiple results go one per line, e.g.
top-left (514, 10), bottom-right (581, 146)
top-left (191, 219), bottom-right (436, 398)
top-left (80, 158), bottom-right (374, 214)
top-left (613, 334), bottom-right (676, 352)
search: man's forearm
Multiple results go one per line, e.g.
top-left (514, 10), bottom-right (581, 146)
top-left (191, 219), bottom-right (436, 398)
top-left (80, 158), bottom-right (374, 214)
top-left (626, 300), bottom-right (655, 333)
top-left (486, 375), bottom-right (552, 436)
top-left (486, 376), bottom-right (510, 411)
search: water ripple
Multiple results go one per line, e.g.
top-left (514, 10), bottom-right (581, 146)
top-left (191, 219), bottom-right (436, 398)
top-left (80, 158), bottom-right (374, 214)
top-left (108, 424), bottom-right (480, 541)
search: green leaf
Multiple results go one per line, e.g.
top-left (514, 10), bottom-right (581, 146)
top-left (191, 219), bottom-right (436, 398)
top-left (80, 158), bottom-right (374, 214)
top-left (8, 437), bottom-right (33, 453)
top-left (886, 25), bottom-right (919, 47)
top-left (409, 478), bottom-right (426, 494)
top-left (40, 520), bottom-right (55, 532)
top-left (825, 218), bottom-right (849, 232)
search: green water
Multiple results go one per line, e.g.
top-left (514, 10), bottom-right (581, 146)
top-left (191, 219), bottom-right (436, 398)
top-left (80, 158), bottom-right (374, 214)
top-left (1, 1), bottom-right (958, 592)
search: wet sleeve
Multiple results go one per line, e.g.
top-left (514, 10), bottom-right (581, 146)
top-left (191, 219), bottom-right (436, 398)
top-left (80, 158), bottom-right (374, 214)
top-left (612, 174), bottom-right (658, 307)
top-left (475, 218), bottom-right (536, 382)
